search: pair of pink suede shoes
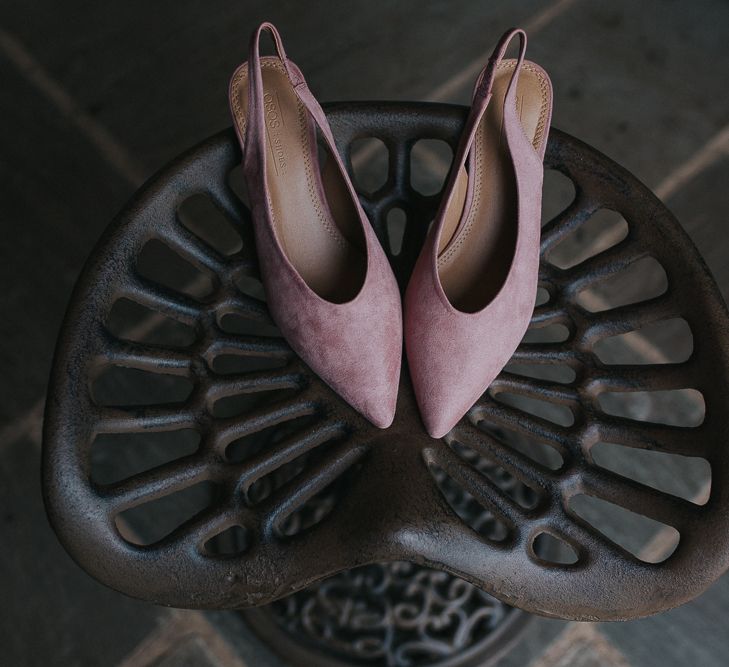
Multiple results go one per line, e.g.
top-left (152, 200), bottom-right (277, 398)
top-left (229, 22), bottom-right (553, 438)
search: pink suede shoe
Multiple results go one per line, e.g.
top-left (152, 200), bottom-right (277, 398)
top-left (405, 28), bottom-right (553, 438)
top-left (229, 23), bottom-right (402, 428)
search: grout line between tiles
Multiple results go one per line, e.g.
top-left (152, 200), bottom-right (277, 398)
top-left (0, 26), bottom-right (146, 187)
top-left (352, 0), bottom-right (579, 172)
top-left (654, 122), bottom-right (729, 201)
top-left (115, 608), bottom-right (249, 667)
top-left (0, 397), bottom-right (44, 447)
top-left (114, 615), bottom-right (187, 667)
top-left (427, 0), bottom-right (581, 103)
top-left (528, 621), bottom-right (632, 667)
top-left (567, 120), bottom-right (729, 260)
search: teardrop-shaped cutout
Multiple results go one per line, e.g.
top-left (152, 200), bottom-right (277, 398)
top-left (532, 531), bottom-right (579, 565)
top-left (575, 256), bottom-right (667, 312)
top-left (217, 311), bottom-right (281, 337)
top-left (386, 207), bottom-right (407, 256)
top-left (91, 430), bottom-right (200, 485)
top-left (535, 286), bottom-right (551, 306)
top-left (92, 366), bottom-right (193, 407)
top-left (541, 169), bottom-right (576, 227)
top-left (411, 138), bottom-right (453, 196)
top-left (116, 481), bottom-right (218, 546)
top-left (597, 388), bottom-right (704, 427)
top-left (210, 353), bottom-right (287, 375)
top-left (489, 391), bottom-right (575, 427)
top-left (504, 361), bottom-right (577, 384)
top-left (106, 298), bottom-right (196, 348)
top-left (234, 272), bottom-right (267, 301)
top-left (567, 494), bottom-right (679, 563)
top-left (137, 238), bottom-right (215, 300)
top-left (593, 318), bottom-right (693, 365)
top-left (590, 442), bottom-right (710, 505)
top-left (521, 323), bottom-right (570, 344)
top-left (177, 193), bottom-right (243, 256)
top-left (547, 208), bottom-right (627, 269)
top-left (204, 525), bottom-right (249, 557)
top-left (212, 386), bottom-right (300, 421)
top-left (350, 136), bottom-right (389, 195)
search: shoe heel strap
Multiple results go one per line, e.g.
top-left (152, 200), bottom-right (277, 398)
top-left (243, 23), bottom-right (349, 194)
top-left (455, 28), bottom-right (528, 165)
top-left (458, 27), bottom-right (528, 162)
top-left (429, 28), bottom-right (528, 258)
top-left (243, 22), bottom-right (340, 167)
top-left (242, 22), bottom-right (367, 242)
top-left (248, 22), bottom-right (304, 86)
top-left (474, 27), bottom-right (527, 103)
top-left (243, 22), bottom-right (302, 174)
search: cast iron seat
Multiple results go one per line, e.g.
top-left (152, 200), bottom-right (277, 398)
top-left (43, 103), bottom-right (729, 658)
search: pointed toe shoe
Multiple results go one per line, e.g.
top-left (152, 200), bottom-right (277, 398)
top-left (405, 28), bottom-right (553, 438)
top-left (229, 22), bottom-right (402, 428)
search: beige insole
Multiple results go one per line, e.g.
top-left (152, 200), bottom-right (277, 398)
top-left (437, 60), bottom-right (551, 313)
top-left (231, 57), bottom-right (365, 303)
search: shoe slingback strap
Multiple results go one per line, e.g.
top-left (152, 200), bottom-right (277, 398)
top-left (431, 27), bottom-right (528, 255)
top-left (243, 22), bottom-right (353, 195)
top-left (473, 28), bottom-right (527, 108)
top-left (456, 27), bottom-right (527, 176)
top-left (243, 22), bottom-right (292, 175)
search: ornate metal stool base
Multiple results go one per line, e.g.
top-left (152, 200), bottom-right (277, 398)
top-left (242, 562), bottom-right (528, 667)
top-left (44, 101), bottom-right (729, 667)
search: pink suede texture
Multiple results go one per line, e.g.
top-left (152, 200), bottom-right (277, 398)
top-left (229, 23), bottom-right (402, 428)
top-left (405, 29), bottom-right (553, 438)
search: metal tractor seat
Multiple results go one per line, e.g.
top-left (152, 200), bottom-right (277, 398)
top-left (43, 102), bottom-right (729, 666)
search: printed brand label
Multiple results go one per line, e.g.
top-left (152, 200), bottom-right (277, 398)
top-left (264, 91), bottom-right (287, 175)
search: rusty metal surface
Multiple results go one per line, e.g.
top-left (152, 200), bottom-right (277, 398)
top-left (43, 101), bottom-right (729, 623)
